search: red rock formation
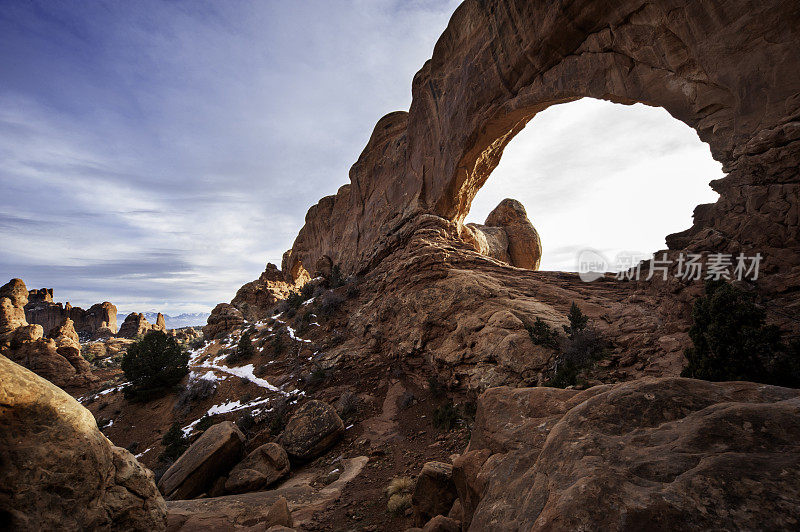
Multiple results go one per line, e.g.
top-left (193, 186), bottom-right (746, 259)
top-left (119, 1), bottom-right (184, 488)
top-left (230, 263), bottom-right (293, 322)
top-left (0, 279), bottom-right (95, 388)
top-left (117, 312), bottom-right (166, 339)
top-left (202, 263), bottom-right (293, 338)
top-left (279, 0), bottom-right (799, 316)
top-left (24, 289), bottom-right (117, 338)
top-left (465, 198), bottom-right (542, 269)
top-left (459, 378), bottom-right (800, 530)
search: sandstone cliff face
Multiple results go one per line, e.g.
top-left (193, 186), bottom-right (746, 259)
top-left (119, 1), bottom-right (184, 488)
top-left (0, 279), bottom-right (95, 388)
top-left (0, 354), bottom-right (166, 530)
top-left (460, 378), bottom-right (800, 530)
top-left (25, 289), bottom-right (117, 338)
top-left (280, 0), bottom-right (800, 328)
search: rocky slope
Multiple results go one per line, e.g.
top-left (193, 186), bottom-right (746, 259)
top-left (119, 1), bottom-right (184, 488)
top-left (460, 378), bottom-right (800, 530)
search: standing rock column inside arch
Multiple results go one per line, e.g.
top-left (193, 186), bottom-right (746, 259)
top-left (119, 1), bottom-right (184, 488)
top-left (282, 0), bottom-right (800, 287)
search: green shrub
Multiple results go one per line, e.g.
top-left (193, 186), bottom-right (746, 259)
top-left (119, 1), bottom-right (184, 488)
top-left (303, 366), bottom-right (328, 388)
top-left (226, 329), bottom-right (255, 365)
top-left (236, 412), bottom-right (255, 434)
top-left (271, 333), bottom-right (286, 355)
top-left (268, 397), bottom-right (288, 435)
top-left (387, 493), bottom-right (412, 515)
top-left (285, 290), bottom-right (304, 310)
top-left (681, 280), bottom-right (799, 387)
top-left (318, 290), bottom-right (345, 318)
top-left (563, 302), bottom-right (588, 335)
top-left (300, 282), bottom-right (316, 301)
top-left (121, 331), bottom-right (189, 399)
top-left (545, 303), bottom-right (606, 388)
top-left (526, 317), bottom-right (560, 349)
top-left (158, 422), bottom-right (188, 463)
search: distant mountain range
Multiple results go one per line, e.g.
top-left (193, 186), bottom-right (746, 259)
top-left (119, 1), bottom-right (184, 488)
top-left (119, 311), bottom-right (210, 329)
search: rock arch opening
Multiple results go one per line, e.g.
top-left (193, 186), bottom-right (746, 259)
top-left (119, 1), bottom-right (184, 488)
top-left (464, 98), bottom-right (723, 271)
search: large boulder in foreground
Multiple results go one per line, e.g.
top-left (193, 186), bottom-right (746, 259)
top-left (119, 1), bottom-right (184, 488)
top-left (280, 400), bottom-right (344, 460)
top-left (0, 354), bottom-right (166, 530)
top-left (158, 421), bottom-right (245, 500)
top-left (464, 377), bottom-right (800, 531)
top-left (225, 442), bottom-right (290, 494)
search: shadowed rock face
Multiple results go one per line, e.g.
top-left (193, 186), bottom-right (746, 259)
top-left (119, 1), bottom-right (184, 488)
top-left (461, 378), bottom-right (800, 530)
top-left (281, 0), bottom-right (800, 302)
top-left (0, 354), bottom-right (166, 530)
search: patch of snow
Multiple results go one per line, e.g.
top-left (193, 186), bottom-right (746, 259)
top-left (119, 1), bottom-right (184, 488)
top-left (134, 447), bottom-right (152, 459)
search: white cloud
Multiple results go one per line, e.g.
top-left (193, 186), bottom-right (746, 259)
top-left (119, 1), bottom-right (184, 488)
top-left (465, 98), bottom-right (723, 271)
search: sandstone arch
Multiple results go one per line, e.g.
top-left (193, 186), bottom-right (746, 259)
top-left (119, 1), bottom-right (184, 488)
top-left (283, 0), bottom-right (799, 285)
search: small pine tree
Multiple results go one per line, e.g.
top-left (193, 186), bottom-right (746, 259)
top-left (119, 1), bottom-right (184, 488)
top-left (159, 422), bottom-right (188, 463)
top-left (563, 302), bottom-right (589, 336)
top-left (122, 331), bottom-right (189, 399)
top-left (681, 280), bottom-right (786, 384)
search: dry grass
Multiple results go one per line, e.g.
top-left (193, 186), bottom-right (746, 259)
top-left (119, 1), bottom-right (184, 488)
top-left (387, 493), bottom-right (413, 515)
top-left (386, 476), bottom-right (415, 515)
top-left (385, 476), bottom-right (414, 498)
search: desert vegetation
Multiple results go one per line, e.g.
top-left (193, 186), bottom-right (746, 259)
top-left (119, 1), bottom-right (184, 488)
top-left (121, 331), bottom-right (189, 400)
top-left (682, 280), bottom-right (800, 387)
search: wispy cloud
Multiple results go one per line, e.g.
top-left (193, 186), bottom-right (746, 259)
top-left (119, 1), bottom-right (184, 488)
top-left (0, 0), bottom-right (460, 313)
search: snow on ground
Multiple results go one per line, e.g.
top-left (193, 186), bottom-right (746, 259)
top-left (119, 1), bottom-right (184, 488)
top-left (195, 358), bottom-right (283, 393)
top-left (135, 447), bottom-right (153, 459)
top-left (181, 396), bottom-right (273, 436)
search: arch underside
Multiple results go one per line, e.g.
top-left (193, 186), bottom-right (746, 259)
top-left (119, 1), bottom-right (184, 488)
top-left (284, 0), bottom-right (800, 286)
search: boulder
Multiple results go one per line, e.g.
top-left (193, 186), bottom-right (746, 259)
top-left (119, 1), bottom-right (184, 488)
top-left (466, 377), bottom-right (800, 530)
top-left (158, 421), bottom-right (245, 500)
top-left (203, 303), bottom-right (244, 340)
top-left (263, 496), bottom-right (293, 529)
top-left (421, 515), bottom-right (460, 532)
top-left (0, 354), bottom-right (166, 530)
top-left (467, 199), bottom-right (542, 270)
top-left (224, 442), bottom-right (290, 494)
top-left (412, 462), bottom-right (458, 527)
top-left (280, 400), bottom-right (344, 460)
top-left (451, 449), bottom-right (492, 530)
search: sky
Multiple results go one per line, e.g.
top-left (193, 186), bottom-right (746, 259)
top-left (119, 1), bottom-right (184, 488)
top-left (0, 0), bottom-right (722, 315)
